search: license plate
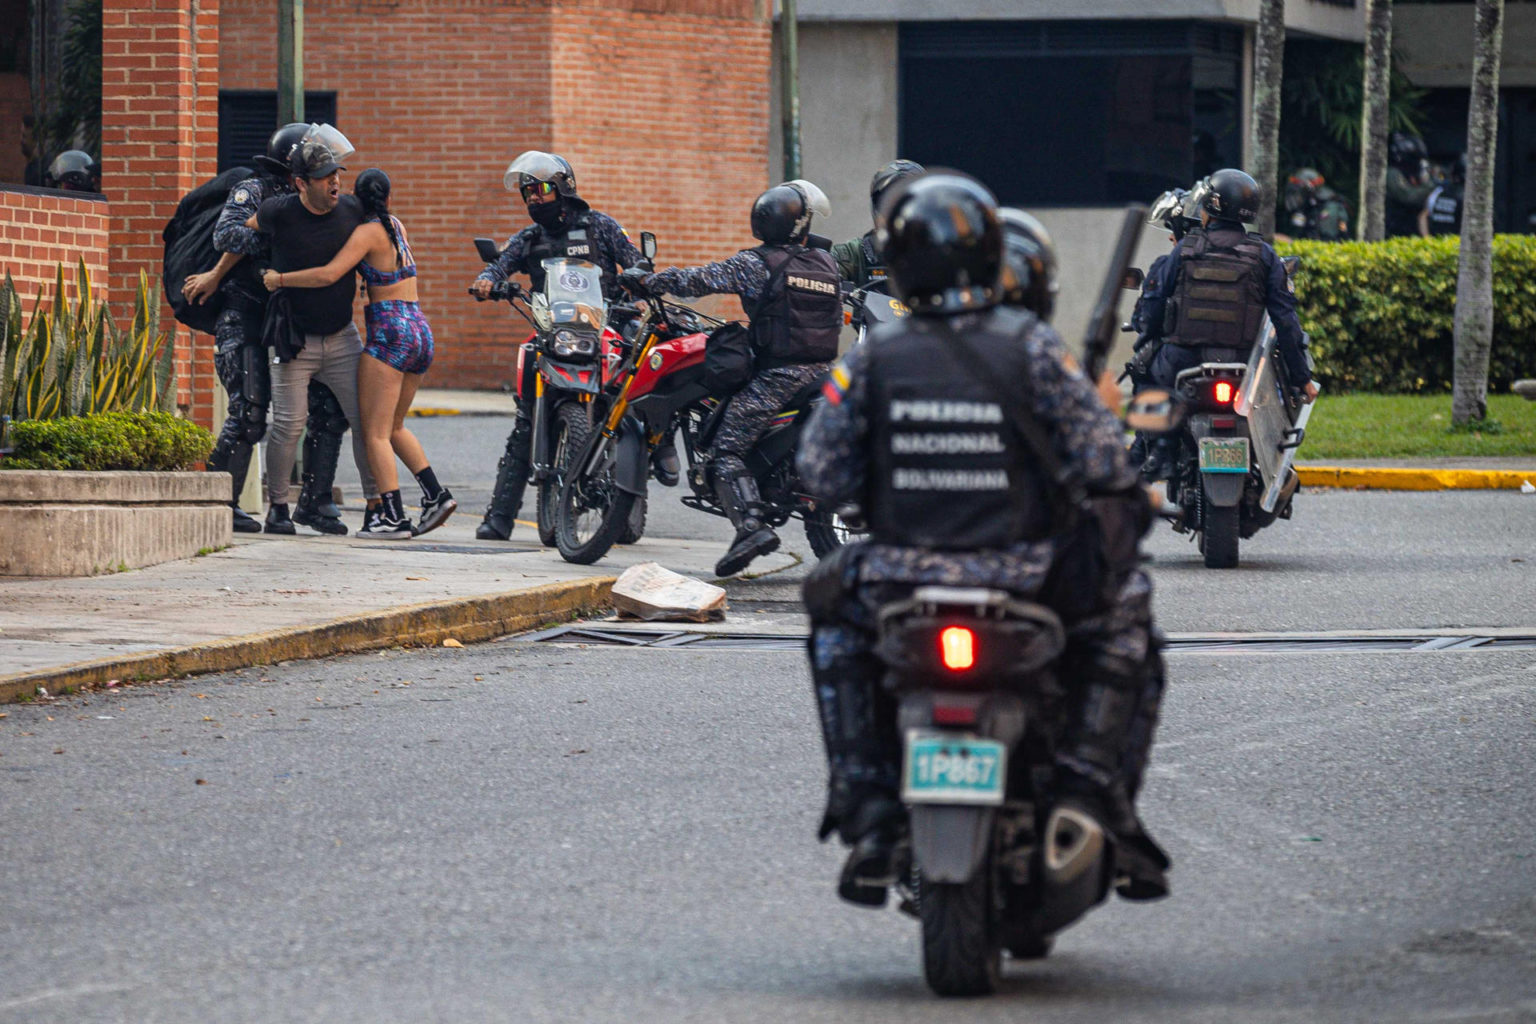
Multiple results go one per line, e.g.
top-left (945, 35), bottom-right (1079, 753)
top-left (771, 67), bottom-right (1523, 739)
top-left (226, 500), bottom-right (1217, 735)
top-left (901, 732), bottom-right (1006, 806)
top-left (1199, 436), bottom-right (1250, 474)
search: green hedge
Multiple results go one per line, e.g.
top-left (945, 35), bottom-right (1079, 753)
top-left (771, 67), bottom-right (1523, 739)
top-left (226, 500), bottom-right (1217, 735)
top-left (1275, 235), bottom-right (1536, 393)
top-left (2, 411), bottom-right (214, 471)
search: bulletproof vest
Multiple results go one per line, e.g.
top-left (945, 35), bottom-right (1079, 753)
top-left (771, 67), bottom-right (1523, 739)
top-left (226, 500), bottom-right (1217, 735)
top-left (1428, 185), bottom-right (1464, 236)
top-left (745, 244), bottom-right (843, 367)
top-left (1169, 226), bottom-right (1269, 357)
top-left (525, 210), bottom-right (596, 291)
top-left (859, 232), bottom-right (889, 288)
top-left (865, 308), bottom-right (1055, 550)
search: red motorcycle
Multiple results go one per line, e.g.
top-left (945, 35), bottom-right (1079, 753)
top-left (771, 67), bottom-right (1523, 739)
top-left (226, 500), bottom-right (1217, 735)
top-left (552, 234), bottom-right (856, 565)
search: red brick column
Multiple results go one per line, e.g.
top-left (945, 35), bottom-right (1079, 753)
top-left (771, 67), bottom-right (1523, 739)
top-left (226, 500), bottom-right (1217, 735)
top-left (100, 0), bottom-right (220, 429)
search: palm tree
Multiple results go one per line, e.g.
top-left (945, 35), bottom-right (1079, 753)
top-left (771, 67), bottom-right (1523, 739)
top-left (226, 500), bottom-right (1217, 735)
top-left (1452, 0), bottom-right (1506, 425)
top-left (1250, 0), bottom-right (1287, 239)
top-left (1358, 0), bottom-right (1392, 241)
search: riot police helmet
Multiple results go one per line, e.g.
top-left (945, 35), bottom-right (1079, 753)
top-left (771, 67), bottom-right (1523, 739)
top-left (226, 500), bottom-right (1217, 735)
top-left (1284, 168), bottom-right (1325, 212)
top-left (1389, 132), bottom-right (1428, 173)
top-left (751, 179), bottom-right (831, 245)
top-left (876, 170), bottom-right (1003, 316)
top-left (868, 159), bottom-right (924, 218)
top-left (288, 124), bottom-right (354, 177)
top-left (998, 208), bottom-right (1058, 321)
top-left (256, 122), bottom-right (309, 176)
top-left (504, 150), bottom-right (580, 203)
top-left (1199, 168), bottom-right (1261, 223)
top-left (47, 150), bottom-right (99, 192)
top-left (1148, 187), bottom-right (1197, 239)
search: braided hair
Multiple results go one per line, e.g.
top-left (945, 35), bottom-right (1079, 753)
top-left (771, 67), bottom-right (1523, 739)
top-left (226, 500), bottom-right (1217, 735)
top-left (353, 168), bottom-right (402, 269)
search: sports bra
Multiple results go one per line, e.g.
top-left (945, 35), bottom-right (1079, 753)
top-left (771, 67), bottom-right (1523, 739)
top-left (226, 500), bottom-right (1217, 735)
top-left (358, 215), bottom-right (417, 287)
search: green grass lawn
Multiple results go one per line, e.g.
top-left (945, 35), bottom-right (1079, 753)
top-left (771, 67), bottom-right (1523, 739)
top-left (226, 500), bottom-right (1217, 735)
top-left (1300, 393), bottom-right (1536, 459)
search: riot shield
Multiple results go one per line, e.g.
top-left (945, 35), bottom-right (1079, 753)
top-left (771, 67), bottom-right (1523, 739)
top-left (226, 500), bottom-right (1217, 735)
top-left (1234, 316), bottom-right (1315, 513)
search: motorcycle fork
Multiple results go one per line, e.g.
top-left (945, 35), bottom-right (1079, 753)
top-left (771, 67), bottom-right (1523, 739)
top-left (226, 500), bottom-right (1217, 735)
top-left (530, 375), bottom-right (550, 481)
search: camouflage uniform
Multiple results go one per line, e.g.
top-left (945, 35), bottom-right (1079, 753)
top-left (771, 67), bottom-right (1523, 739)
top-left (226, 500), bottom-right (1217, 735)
top-left (647, 253), bottom-right (831, 481)
top-left (796, 313), bottom-right (1164, 847)
top-left (206, 172), bottom-right (349, 517)
top-left (473, 208), bottom-right (643, 537)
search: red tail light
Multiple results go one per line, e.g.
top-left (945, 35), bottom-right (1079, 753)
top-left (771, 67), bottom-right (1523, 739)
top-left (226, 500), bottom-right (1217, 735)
top-left (940, 627), bottom-right (976, 671)
top-left (1213, 380), bottom-right (1234, 405)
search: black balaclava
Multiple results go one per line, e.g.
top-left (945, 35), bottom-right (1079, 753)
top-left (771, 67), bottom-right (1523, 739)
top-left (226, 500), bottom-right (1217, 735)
top-left (528, 197), bottom-right (567, 232)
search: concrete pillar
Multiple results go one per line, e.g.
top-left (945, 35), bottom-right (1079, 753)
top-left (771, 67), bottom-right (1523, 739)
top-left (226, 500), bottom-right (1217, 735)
top-left (100, 0), bottom-right (220, 431)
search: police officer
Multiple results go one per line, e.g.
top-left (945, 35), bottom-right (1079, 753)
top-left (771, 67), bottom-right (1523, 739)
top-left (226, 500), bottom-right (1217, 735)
top-left (181, 123), bottom-right (353, 534)
top-left (1386, 132), bottom-right (1435, 239)
top-left (1423, 153), bottom-right (1465, 236)
top-left (631, 179), bottom-right (842, 577)
top-left (470, 151), bottom-right (645, 540)
top-left (1139, 168), bottom-right (1318, 479)
top-left (1282, 168), bottom-right (1351, 242)
top-left (831, 159), bottom-right (924, 289)
top-left (797, 172), bottom-right (1169, 907)
top-left (1124, 186), bottom-right (1199, 466)
top-left (46, 150), bottom-right (99, 192)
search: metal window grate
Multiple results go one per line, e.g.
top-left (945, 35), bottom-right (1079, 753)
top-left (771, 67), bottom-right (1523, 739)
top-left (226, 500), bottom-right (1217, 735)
top-left (217, 91), bottom-right (338, 174)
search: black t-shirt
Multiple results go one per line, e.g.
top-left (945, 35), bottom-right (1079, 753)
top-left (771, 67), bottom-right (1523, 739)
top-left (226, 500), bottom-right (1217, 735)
top-left (256, 193), bottom-right (365, 335)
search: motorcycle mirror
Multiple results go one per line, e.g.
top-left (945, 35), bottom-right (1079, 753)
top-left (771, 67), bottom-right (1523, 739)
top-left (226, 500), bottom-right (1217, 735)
top-left (1121, 267), bottom-right (1145, 290)
top-left (474, 237), bottom-right (501, 264)
top-left (640, 231), bottom-right (658, 260)
top-left (1124, 388), bottom-right (1185, 435)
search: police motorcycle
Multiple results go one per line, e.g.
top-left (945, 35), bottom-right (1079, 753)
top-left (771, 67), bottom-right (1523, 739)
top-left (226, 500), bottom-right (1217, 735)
top-left (1144, 256), bottom-right (1316, 569)
top-left (552, 234), bottom-right (855, 565)
top-left (844, 279), bottom-right (910, 345)
top-left (469, 238), bottom-right (645, 546)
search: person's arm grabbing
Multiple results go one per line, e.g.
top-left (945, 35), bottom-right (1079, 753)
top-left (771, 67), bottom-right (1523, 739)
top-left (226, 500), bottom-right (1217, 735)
top-left (262, 222), bottom-right (380, 291)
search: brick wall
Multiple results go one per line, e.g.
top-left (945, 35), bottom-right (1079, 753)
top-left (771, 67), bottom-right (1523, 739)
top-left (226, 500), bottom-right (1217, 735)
top-left (0, 187), bottom-right (111, 310)
top-left (219, 0), bottom-right (770, 390)
top-left (101, 0), bottom-right (220, 429)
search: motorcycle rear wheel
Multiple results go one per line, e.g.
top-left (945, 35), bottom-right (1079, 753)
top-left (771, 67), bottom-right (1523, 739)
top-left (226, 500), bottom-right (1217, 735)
top-left (1201, 498), bottom-right (1240, 569)
top-left (803, 506), bottom-right (856, 559)
top-left (620, 495), bottom-right (646, 545)
top-left (919, 866), bottom-right (1002, 997)
top-left (555, 429), bottom-right (636, 565)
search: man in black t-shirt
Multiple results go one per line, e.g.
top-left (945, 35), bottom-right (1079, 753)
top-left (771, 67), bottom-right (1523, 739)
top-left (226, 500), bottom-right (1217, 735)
top-left (251, 140), bottom-right (378, 533)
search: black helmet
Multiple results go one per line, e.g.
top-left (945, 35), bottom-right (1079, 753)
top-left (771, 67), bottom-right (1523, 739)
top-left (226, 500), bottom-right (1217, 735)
top-left (1200, 168), bottom-right (1260, 223)
top-left (869, 158), bottom-right (924, 217)
top-left (876, 170), bottom-right (1002, 316)
top-left (256, 122), bottom-right (308, 176)
top-left (47, 149), bottom-right (99, 191)
top-left (997, 208), bottom-right (1058, 321)
top-left (1389, 132), bottom-right (1428, 172)
top-left (1284, 168), bottom-right (1324, 212)
top-left (751, 179), bottom-right (831, 244)
top-left (504, 150), bottom-right (579, 202)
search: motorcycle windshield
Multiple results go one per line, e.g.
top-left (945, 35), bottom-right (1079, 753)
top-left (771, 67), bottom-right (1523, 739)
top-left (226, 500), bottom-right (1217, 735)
top-left (541, 259), bottom-right (607, 331)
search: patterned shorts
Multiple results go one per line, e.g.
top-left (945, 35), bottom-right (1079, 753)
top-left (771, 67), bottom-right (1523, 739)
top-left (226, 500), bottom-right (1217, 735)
top-left (363, 299), bottom-right (435, 375)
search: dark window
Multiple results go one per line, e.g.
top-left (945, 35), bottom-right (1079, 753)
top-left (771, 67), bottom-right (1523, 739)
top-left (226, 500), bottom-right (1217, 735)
top-left (898, 21), bottom-right (1242, 207)
top-left (1417, 87), bottom-right (1536, 234)
top-left (217, 91), bottom-right (337, 174)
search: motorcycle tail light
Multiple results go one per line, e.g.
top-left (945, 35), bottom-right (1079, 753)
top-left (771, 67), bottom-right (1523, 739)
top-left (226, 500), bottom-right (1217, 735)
top-left (1213, 380), bottom-right (1234, 405)
top-left (939, 626), bottom-right (976, 672)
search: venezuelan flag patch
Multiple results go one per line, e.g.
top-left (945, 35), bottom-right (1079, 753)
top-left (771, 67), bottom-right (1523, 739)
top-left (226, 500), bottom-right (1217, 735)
top-left (822, 362), bottom-right (851, 406)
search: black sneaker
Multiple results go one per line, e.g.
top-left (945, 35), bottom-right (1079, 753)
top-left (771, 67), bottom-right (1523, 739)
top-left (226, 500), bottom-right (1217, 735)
top-left (293, 504), bottom-right (349, 536)
top-left (264, 504), bottom-right (296, 535)
top-left (358, 506), bottom-right (413, 540)
top-left (416, 489), bottom-right (458, 536)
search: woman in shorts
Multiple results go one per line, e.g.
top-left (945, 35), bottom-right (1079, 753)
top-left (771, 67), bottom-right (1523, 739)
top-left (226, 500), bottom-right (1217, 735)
top-left (264, 168), bottom-right (455, 539)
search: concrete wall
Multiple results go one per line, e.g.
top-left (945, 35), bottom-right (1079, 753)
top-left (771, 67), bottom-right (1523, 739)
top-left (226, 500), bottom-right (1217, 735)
top-left (1395, 4), bottom-right (1536, 89)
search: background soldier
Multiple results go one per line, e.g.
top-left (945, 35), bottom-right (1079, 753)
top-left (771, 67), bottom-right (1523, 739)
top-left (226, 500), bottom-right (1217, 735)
top-left (831, 159), bottom-right (924, 288)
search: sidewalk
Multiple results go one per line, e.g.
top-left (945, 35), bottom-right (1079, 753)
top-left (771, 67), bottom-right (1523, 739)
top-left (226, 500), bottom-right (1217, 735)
top-left (0, 521), bottom-right (799, 703)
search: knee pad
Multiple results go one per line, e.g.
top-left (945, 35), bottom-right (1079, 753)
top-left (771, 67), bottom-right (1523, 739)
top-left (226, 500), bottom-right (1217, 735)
top-left (306, 383), bottom-right (350, 435)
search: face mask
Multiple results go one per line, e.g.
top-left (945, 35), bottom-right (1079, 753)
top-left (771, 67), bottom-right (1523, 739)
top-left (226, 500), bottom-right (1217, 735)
top-left (528, 199), bottom-right (565, 230)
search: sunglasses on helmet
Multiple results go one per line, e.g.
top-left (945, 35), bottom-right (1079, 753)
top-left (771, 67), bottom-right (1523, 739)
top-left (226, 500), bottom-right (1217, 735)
top-left (521, 179), bottom-right (557, 201)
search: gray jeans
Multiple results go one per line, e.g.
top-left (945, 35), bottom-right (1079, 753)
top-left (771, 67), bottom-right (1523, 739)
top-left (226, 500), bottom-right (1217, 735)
top-left (265, 323), bottom-right (377, 505)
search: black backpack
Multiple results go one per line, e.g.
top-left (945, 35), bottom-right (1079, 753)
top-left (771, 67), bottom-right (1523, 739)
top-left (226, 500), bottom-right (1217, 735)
top-left (161, 166), bottom-right (254, 334)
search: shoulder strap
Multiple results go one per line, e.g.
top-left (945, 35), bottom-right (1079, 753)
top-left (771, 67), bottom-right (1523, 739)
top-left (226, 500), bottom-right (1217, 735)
top-left (939, 318), bottom-right (1086, 527)
top-left (747, 246), bottom-right (795, 322)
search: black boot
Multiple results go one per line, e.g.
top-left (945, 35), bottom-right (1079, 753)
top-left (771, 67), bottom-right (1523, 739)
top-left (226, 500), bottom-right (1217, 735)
top-left (294, 427), bottom-right (347, 534)
top-left (1140, 436), bottom-right (1175, 483)
top-left (210, 439), bottom-right (262, 533)
top-left (713, 469), bottom-right (779, 577)
top-left (651, 432), bottom-right (680, 487)
top-left (478, 421), bottom-right (531, 541)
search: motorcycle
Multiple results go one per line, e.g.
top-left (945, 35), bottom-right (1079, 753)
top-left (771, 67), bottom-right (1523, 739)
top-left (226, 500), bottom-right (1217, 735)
top-left (843, 279), bottom-right (910, 345)
top-left (469, 239), bottom-right (645, 546)
top-left (1151, 256), bottom-right (1315, 568)
top-left (871, 586), bottom-right (1118, 996)
top-left (552, 233), bottom-right (858, 566)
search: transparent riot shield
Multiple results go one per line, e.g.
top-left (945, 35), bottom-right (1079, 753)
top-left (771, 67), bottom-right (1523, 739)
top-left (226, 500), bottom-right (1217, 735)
top-left (1234, 315), bottom-right (1316, 513)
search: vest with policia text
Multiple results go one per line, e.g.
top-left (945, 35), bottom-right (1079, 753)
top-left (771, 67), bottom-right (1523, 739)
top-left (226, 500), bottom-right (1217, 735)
top-left (745, 243), bottom-right (843, 367)
top-left (525, 210), bottom-right (596, 292)
top-left (865, 308), bottom-right (1054, 550)
top-left (1168, 225), bottom-right (1269, 357)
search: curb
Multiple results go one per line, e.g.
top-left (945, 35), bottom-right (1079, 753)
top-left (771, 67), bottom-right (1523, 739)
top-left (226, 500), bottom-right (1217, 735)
top-left (0, 576), bottom-right (616, 705)
top-left (1296, 466), bottom-right (1536, 491)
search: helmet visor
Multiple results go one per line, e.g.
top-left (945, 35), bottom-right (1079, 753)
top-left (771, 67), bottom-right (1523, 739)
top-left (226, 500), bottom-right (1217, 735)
top-left (302, 124), bottom-right (354, 164)
top-left (504, 151), bottom-right (564, 193)
top-left (782, 179), bottom-right (832, 220)
top-left (1148, 189), bottom-right (1188, 228)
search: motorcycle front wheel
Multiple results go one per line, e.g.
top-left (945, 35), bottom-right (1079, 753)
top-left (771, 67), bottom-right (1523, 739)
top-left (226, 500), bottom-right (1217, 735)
top-left (538, 404), bottom-right (591, 549)
top-left (803, 506), bottom-right (858, 559)
top-left (919, 865), bottom-right (1002, 997)
top-left (554, 429), bottom-right (637, 565)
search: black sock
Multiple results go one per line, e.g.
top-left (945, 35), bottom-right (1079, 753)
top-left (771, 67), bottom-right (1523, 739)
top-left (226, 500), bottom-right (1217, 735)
top-left (415, 466), bottom-right (442, 503)
top-left (381, 490), bottom-right (405, 520)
